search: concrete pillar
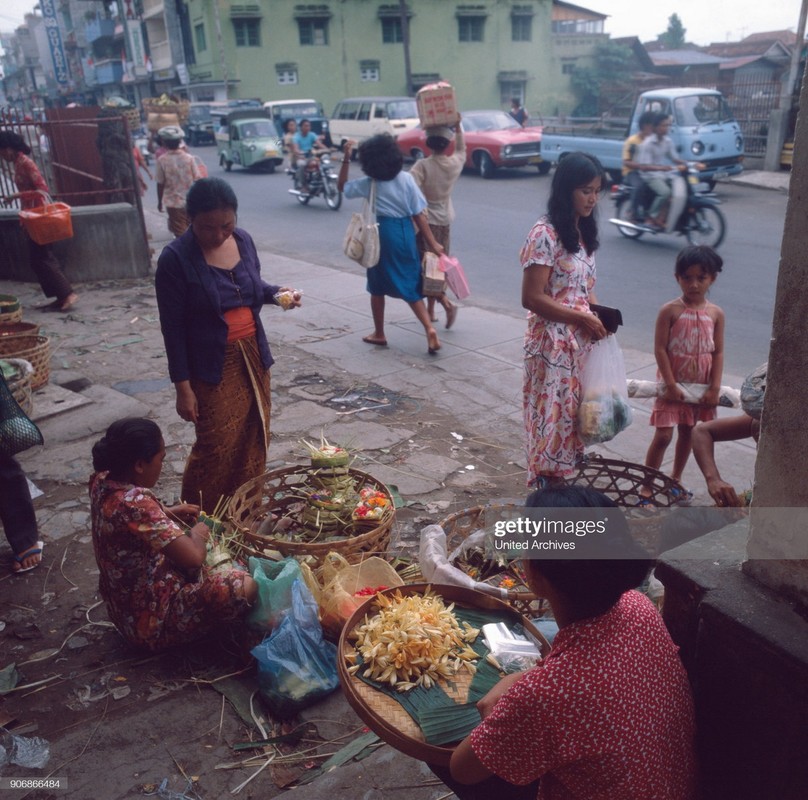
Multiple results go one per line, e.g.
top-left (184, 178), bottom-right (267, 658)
top-left (763, 108), bottom-right (789, 173)
top-left (745, 59), bottom-right (808, 605)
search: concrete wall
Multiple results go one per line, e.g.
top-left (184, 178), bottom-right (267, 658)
top-left (0, 203), bottom-right (150, 282)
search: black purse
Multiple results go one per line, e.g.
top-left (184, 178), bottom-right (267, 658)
top-left (589, 303), bottom-right (623, 335)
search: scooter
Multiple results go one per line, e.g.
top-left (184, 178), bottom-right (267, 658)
top-left (133, 127), bottom-right (152, 166)
top-left (287, 149), bottom-right (342, 211)
top-left (608, 163), bottom-right (726, 248)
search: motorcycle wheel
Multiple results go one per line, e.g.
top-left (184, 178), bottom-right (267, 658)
top-left (614, 199), bottom-right (645, 240)
top-left (685, 206), bottom-right (726, 248)
top-left (325, 182), bottom-right (342, 210)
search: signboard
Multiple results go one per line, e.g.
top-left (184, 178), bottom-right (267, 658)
top-left (40, 0), bottom-right (69, 85)
top-left (126, 20), bottom-right (148, 78)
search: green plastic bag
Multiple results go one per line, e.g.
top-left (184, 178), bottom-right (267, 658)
top-left (247, 557), bottom-right (301, 632)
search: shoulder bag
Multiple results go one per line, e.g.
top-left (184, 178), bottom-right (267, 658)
top-left (343, 180), bottom-right (380, 268)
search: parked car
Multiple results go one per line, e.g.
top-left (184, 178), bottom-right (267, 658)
top-left (183, 102), bottom-right (217, 146)
top-left (330, 96), bottom-right (419, 145)
top-left (263, 98), bottom-right (331, 142)
top-left (396, 109), bottom-right (544, 178)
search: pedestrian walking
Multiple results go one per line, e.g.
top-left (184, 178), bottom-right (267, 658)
top-left (155, 125), bottom-right (202, 237)
top-left (0, 130), bottom-right (78, 312)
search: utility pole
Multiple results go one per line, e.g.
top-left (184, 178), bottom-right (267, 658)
top-left (212, 0), bottom-right (230, 100)
top-left (398, 0), bottom-right (412, 95)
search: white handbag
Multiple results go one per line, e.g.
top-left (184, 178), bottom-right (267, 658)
top-left (343, 180), bottom-right (380, 268)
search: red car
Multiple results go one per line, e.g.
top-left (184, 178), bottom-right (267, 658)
top-left (396, 109), bottom-right (547, 178)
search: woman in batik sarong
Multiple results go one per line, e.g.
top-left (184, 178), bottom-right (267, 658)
top-left (155, 177), bottom-right (300, 511)
top-left (520, 152), bottom-right (608, 488)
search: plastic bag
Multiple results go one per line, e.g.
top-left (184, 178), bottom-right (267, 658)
top-left (419, 524), bottom-right (510, 600)
top-left (740, 362), bottom-right (767, 420)
top-left (0, 727), bottom-right (50, 769)
top-left (251, 579), bottom-right (339, 718)
top-left (317, 553), bottom-right (403, 638)
top-left (440, 254), bottom-right (470, 300)
top-left (247, 556), bottom-right (301, 632)
top-left (577, 336), bottom-right (633, 445)
top-left (0, 372), bottom-right (43, 458)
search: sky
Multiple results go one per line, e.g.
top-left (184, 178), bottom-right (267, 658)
top-left (0, 0), bottom-right (803, 44)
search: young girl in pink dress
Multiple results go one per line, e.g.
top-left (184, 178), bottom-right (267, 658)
top-left (643, 245), bottom-right (725, 500)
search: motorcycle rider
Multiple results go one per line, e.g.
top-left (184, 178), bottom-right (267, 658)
top-left (292, 118), bottom-right (325, 194)
top-left (621, 111), bottom-right (656, 221)
top-left (636, 113), bottom-right (687, 230)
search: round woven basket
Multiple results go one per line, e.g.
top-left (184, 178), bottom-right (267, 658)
top-left (0, 321), bottom-right (41, 337)
top-left (3, 358), bottom-right (34, 416)
top-left (227, 465), bottom-right (395, 565)
top-left (440, 503), bottom-right (542, 616)
top-left (338, 583), bottom-right (550, 766)
top-left (0, 334), bottom-right (50, 390)
top-left (0, 295), bottom-right (22, 325)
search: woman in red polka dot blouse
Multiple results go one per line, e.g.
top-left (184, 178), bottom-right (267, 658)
top-left (443, 486), bottom-right (698, 800)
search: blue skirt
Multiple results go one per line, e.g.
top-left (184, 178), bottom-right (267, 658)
top-left (366, 216), bottom-right (423, 302)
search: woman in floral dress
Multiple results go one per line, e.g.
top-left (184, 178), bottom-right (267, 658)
top-left (89, 417), bottom-right (257, 652)
top-left (521, 153), bottom-right (608, 487)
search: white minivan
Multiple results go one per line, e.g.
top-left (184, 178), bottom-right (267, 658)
top-left (329, 96), bottom-right (419, 144)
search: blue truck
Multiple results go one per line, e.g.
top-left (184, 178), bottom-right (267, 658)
top-left (540, 88), bottom-right (745, 185)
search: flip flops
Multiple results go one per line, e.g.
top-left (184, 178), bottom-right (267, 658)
top-left (12, 540), bottom-right (44, 574)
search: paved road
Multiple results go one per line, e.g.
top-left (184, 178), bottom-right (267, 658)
top-left (191, 147), bottom-right (784, 377)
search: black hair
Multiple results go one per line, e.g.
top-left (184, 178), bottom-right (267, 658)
top-left (675, 245), bottom-right (723, 278)
top-left (425, 135), bottom-right (450, 153)
top-left (653, 112), bottom-right (671, 128)
top-left (511, 98), bottom-right (521, 106)
top-left (164, 138), bottom-right (181, 150)
top-left (547, 151), bottom-right (605, 256)
top-left (186, 177), bottom-right (239, 219)
top-left (0, 130), bottom-right (31, 155)
top-left (524, 486), bottom-right (653, 618)
top-left (92, 418), bottom-right (162, 476)
top-left (299, 118), bottom-right (310, 127)
top-left (638, 111), bottom-right (656, 128)
top-left (357, 134), bottom-right (403, 182)
top-left (283, 118), bottom-right (297, 132)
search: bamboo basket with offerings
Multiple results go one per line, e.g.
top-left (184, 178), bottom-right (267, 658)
top-left (227, 437), bottom-right (395, 565)
top-left (338, 584), bottom-right (549, 765)
top-left (0, 295), bottom-right (22, 325)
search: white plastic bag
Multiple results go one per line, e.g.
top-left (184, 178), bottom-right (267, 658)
top-left (577, 336), bottom-right (633, 445)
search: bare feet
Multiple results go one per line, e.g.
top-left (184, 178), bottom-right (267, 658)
top-left (427, 328), bottom-right (441, 355)
top-left (362, 334), bottom-right (388, 347)
top-left (444, 301), bottom-right (457, 330)
top-left (59, 293), bottom-right (78, 312)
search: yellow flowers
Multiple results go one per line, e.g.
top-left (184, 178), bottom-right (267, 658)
top-left (347, 589), bottom-right (479, 692)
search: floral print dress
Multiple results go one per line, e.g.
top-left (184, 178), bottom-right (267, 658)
top-left (89, 472), bottom-right (250, 652)
top-left (520, 217), bottom-right (596, 484)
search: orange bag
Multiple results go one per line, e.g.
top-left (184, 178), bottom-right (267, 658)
top-left (19, 197), bottom-right (74, 245)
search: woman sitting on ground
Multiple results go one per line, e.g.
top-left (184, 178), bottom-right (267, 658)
top-left (89, 417), bottom-right (257, 652)
top-left (439, 485), bottom-right (698, 800)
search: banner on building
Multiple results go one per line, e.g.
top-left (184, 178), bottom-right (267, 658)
top-left (40, 0), bottom-right (69, 85)
top-left (126, 20), bottom-right (148, 78)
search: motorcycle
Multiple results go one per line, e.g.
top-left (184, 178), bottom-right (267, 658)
top-left (287, 149), bottom-right (342, 210)
top-left (133, 127), bottom-right (152, 166)
top-left (608, 163), bottom-right (726, 248)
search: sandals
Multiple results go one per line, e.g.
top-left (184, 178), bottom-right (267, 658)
top-left (362, 335), bottom-right (388, 347)
top-left (668, 486), bottom-right (694, 506)
top-left (12, 541), bottom-right (44, 574)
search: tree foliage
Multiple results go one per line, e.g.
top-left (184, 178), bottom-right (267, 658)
top-left (570, 40), bottom-right (635, 116)
top-left (658, 13), bottom-right (686, 49)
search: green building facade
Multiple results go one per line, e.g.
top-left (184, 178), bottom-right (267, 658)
top-left (184, 0), bottom-right (559, 118)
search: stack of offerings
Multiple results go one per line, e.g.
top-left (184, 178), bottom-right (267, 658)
top-left (301, 438), bottom-right (356, 538)
top-left (416, 82), bottom-right (457, 129)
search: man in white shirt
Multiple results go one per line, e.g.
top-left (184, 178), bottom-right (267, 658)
top-left (637, 113), bottom-right (686, 229)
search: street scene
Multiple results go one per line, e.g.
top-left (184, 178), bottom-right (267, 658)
top-left (1, 2), bottom-right (807, 799)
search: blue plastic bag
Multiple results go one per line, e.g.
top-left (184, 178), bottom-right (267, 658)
top-left (251, 579), bottom-right (339, 718)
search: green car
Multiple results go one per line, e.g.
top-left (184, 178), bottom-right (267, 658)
top-left (216, 110), bottom-right (283, 172)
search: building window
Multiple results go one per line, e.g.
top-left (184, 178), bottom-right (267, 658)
top-left (511, 14), bottom-right (532, 42)
top-left (561, 61), bottom-right (576, 75)
top-left (360, 61), bottom-right (380, 82)
top-left (298, 18), bottom-right (329, 45)
top-left (276, 67), bottom-right (298, 85)
top-left (458, 16), bottom-right (485, 42)
top-left (552, 19), bottom-right (604, 34)
top-left (381, 17), bottom-right (402, 43)
top-left (233, 19), bottom-right (260, 47)
top-left (500, 81), bottom-right (525, 106)
top-left (194, 23), bottom-right (207, 52)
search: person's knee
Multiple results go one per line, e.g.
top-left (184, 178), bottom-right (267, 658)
top-left (655, 427), bottom-right (674, 447)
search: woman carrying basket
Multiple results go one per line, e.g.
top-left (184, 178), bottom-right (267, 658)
top-left (0, 131), bottom-right (78, 313)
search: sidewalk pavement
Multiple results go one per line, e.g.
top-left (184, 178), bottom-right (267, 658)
top-left (0, 197), bottom-right (760, 798)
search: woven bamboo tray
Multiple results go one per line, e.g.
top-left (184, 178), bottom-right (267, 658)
top-left (0, 334), bottom-right (50, 390)
top-left (0, 295), bottom-right (22, 325)
top-left (338, 583), bottom-right (550, 766)
top-left (3, 358), bottom-right (34, 416)
top-left (227, 465), bottom-right (395, 565)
